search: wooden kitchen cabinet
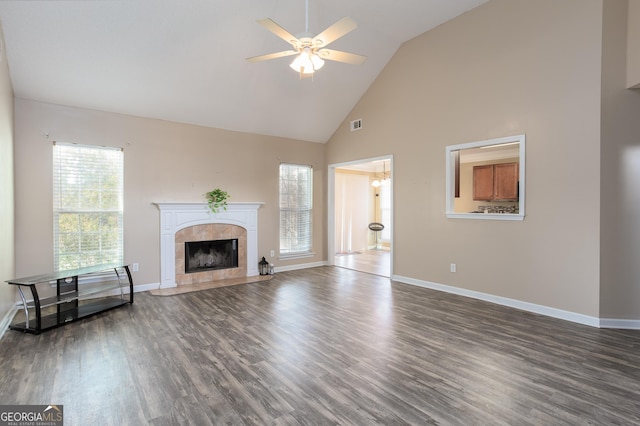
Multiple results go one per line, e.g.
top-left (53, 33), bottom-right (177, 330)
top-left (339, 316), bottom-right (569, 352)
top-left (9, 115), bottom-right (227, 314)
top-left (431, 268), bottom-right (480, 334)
top-left (473, 162), bottom-right (518, 201)
top-left (493, 163), bottom-right (519, 200)
top-left (472, 165), bottom-right (495, 201)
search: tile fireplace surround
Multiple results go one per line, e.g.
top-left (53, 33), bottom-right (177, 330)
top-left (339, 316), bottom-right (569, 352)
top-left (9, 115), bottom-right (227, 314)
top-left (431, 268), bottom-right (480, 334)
top-left (154, 202), bottom-right (263, 289)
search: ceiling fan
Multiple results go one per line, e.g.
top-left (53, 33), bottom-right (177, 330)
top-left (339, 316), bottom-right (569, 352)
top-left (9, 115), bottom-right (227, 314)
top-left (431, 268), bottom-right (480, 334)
top-left (246, 0), bottom-right (367, 78)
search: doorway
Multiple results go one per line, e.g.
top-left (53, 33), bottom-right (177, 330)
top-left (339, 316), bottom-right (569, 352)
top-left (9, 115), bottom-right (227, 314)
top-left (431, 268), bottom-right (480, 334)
top-left (328, 156), bottom-right (393, 278)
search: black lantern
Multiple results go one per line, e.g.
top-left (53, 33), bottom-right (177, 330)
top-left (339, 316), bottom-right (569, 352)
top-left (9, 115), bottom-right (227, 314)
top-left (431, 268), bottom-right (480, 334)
top-left (259, 257), bottom-right (269, 275)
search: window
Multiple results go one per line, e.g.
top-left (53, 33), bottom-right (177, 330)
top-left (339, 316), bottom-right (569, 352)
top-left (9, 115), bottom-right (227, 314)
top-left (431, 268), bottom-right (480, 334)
top-left (53, 142), bottom-right (124, 271)
top-left (445, 134), bottom-right (525, 221)
top-left (279, 163), bottom-right (313, 257)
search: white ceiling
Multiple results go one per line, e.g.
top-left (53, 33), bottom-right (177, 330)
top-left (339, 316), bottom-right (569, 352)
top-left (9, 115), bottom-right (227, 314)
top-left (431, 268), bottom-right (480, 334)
top-left (0, 0), bottom-right (486, 143)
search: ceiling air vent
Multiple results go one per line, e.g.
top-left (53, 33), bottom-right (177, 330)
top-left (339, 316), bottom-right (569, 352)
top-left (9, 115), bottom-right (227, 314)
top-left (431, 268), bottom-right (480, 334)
top-left (350, 119), bottom-right (363, 132)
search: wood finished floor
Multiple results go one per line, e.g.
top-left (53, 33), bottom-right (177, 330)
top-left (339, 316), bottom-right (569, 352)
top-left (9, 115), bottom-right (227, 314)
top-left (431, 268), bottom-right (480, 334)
top-left (1, 266), bottom-right (640, 425)
top-left (334, 249), bottom-right (390, 277)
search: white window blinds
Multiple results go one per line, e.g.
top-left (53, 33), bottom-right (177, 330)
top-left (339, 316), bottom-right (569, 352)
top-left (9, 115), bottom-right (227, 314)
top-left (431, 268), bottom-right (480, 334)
top-left (53, 142), bottom-right (124, 272)
top-left (279, 163), bottom-right (313, 257)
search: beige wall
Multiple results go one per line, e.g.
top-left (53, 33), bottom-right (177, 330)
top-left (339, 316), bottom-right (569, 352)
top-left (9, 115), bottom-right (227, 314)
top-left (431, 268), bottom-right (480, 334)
top-left (7, 0), bottom-right (640, 323)
top-left (0, 22), bottom-right (15, 323)
top-left (627, 0), bottom-right (640, 88)
top-left (13, 99), bottom-right (325, 287)
top-left (600, 0), bottom-right (640, 319)
top-left (327, 0), bottom-right (604, 316)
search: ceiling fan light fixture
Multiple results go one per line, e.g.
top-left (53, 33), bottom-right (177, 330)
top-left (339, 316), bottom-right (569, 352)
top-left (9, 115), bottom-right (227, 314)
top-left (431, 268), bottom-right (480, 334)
top-left (289, 48), bottom-right (323, 74)
top-left (289, 51), bottom-right (311, 73)
top-left (249, 0), bottom-right (365, 77)
top-left (311, 54), bottom-right (325, 70)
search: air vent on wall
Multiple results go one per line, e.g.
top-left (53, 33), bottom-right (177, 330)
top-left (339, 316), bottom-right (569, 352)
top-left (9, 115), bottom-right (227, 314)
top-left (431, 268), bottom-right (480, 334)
top-left (350, 119), bottom-right (363, 132)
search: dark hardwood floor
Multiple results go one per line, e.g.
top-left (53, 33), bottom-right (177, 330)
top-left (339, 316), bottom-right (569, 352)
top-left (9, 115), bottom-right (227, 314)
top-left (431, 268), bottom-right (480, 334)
top-left (334, 249), bottom-right (390, 277)
top-left (1, 266), bottom-right (640, 425)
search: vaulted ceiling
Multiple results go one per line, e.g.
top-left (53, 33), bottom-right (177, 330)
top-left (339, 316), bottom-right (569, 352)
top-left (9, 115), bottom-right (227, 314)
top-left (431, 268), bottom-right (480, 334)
top-left (0, 0), bottom-right (486, 143)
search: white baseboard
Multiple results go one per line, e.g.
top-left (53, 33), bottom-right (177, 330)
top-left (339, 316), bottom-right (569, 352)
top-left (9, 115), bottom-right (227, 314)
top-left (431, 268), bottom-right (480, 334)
top-left (392, 274), bottom-right (613, 329)
top-left (599, 318), bottom-right (640, 329)
top-left (275, 261), bottom-right (327, 273)
top-left (61, 282), bottom-right (162, 299)
top-left (0, 305), bottom-right (18, 340)
top-left (131, 282), bottom-right (161, 293)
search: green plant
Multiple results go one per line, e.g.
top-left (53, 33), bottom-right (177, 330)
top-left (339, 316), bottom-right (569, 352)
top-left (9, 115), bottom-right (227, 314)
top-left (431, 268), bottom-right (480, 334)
top-left (205, 188), bottom-right (229, 213)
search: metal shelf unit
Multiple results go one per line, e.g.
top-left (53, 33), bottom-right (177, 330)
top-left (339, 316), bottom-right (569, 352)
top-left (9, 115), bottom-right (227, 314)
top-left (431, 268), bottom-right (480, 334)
top-left (6, 264), bottom-right (134, 334)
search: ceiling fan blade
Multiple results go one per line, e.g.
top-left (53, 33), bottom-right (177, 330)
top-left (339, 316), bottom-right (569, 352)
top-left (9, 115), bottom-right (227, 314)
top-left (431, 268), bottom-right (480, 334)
top-left (246, 50), bottom-right (298, 63)
top-left (313, 17), bottom-right (358, 47)
top-left (257, 18), bottom-right (299, 46)
top-left (317, 49), bottom-right (367, 65)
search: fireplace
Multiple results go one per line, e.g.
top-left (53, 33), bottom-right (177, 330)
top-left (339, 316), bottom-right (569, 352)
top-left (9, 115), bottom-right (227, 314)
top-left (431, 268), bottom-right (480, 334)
top-left (185, 239), bottom-right (238, 273)
top-left (154, 202), bottom-right (263, 289)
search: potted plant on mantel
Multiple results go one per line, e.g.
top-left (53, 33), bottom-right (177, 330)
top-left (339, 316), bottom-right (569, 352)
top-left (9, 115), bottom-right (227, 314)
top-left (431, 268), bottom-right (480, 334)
top-left (205, 188), bottom-right (229, 214)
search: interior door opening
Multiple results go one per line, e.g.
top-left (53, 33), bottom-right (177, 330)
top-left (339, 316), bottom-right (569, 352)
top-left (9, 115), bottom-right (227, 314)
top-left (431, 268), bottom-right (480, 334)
top-left (329, 157), bottom-right (392, 278)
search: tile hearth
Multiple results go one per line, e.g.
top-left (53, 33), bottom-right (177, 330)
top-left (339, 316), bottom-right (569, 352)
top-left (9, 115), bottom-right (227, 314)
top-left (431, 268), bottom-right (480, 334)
top-left (150, 275), bottom-right (273, 296)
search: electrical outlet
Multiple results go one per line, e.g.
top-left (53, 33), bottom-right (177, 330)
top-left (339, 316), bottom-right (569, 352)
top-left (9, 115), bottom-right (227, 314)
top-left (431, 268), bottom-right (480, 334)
top-left (133, 263), bottom-right (139, 272)
top-left (270, 250), bottom-right (275, 257)
top-left (450, 263), bottom-right (456, 273)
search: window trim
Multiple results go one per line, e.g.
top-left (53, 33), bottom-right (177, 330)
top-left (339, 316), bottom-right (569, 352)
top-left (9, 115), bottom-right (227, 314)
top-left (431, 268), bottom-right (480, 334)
top-left (445, 134), bottom-right (525, 221)
top-left (279, 163), bottom-right (313, 259)
top-left (53, 142), bottom-right (124, 272)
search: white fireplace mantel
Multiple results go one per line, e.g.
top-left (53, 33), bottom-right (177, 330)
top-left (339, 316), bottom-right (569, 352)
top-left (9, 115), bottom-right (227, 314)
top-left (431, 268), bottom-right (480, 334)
top-left (154, 202), bottom-right (264, 289)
